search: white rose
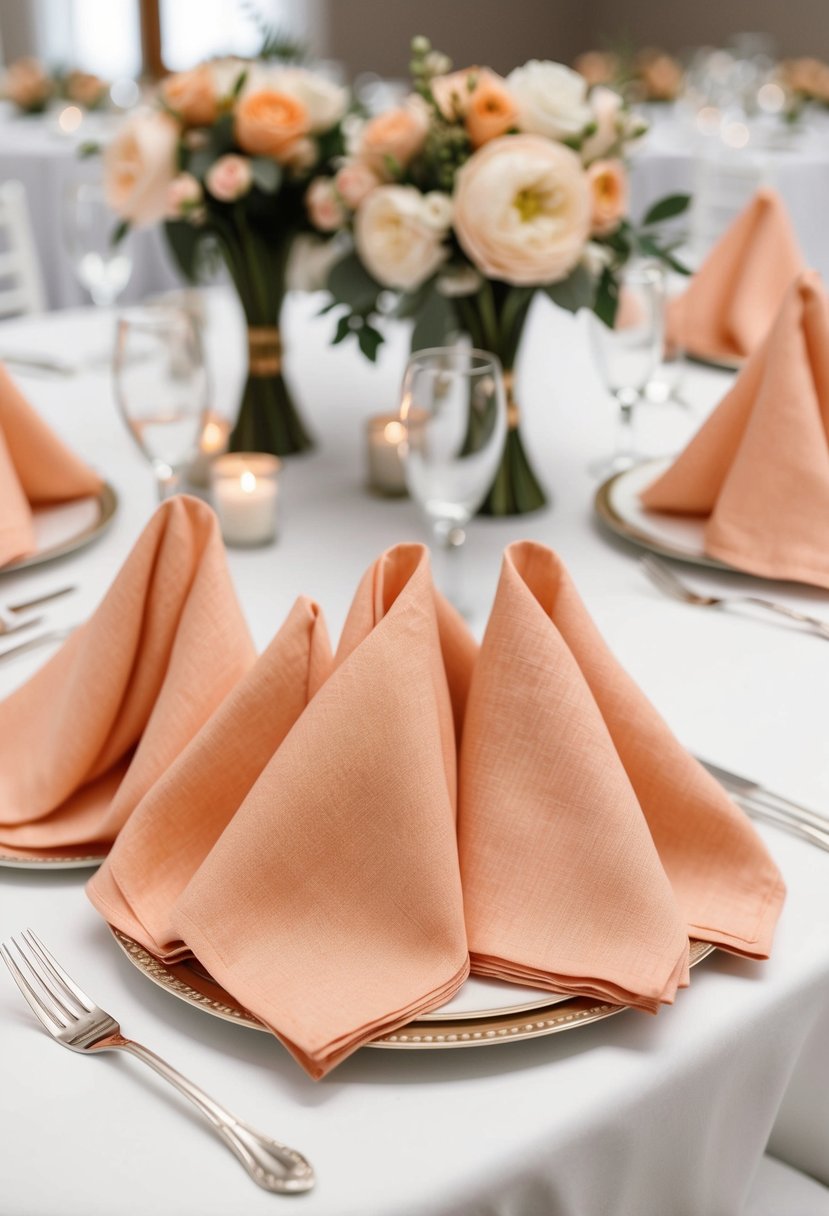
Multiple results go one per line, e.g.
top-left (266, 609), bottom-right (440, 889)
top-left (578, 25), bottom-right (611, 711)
top-left (102, 109), bottom-right (179, 227)
top-left (507, 60), bottom-right (592, 141)
top-left (355, 185), bottom-right (448, 291)
top-left (420, 191), bottom-right (453, 231)
top-left (249, 66), bottom-right (348, 133)
top-left (452, 134), bottom-right (591, 286)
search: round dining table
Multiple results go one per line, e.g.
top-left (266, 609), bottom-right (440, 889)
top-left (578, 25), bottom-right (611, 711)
top-left (0, 290), bottom-right (828, 1216)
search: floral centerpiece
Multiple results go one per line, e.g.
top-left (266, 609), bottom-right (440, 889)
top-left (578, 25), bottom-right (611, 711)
top-left (102, 55), bottom-right (350, 456)
top-left (2, 58), bottom-right (55, 114)
top-left (574, 48), bottom-right (685, 104)
top-left (309, 38), bottom-right (687, 514)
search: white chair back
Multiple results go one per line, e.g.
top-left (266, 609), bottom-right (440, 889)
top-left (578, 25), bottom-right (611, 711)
top-left (0, 179), bottom-right (46, 317)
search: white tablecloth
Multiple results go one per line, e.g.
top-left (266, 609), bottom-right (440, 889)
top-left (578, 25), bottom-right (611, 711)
top-left (0, 108), bottom-right (182, 309)
top-left (629, 105), bottom-right (829, 280)
top-left (0, 292), bottom-right (828, 1216)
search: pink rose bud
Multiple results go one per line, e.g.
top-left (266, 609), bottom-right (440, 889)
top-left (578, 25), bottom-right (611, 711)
top-left (165, 172), bottom-right (203, 219)
top-left (306, 176), bottom-right (346, 232)
top-left (205, 154), bottom-right (253, 203)
top-left (334, 160), bottom-right (381, 209)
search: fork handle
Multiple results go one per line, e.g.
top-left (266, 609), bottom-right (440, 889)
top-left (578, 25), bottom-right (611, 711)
top-left (744, 596), bottom-right (829, 639)
top-left (112, 1037), bottom-right (314, 1194)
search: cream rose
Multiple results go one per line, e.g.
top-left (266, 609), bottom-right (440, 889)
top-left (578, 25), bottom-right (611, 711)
top-left (452, 134), bottom-right (591, 286)
top-left (205, 154), bottom-right (253, 202)
top-left (103, 110), bottom-right (179, 227)
top-left (355, 185), bottom-right (448, 290)
top-left (507, 60), bottom-right (592, 140)
top-left (359, 97), bottom-right (429, 176)
top-left (586, 159), bottom-right (628, 236)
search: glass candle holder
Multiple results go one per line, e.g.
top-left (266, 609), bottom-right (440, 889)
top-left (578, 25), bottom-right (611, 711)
top-left (186, 411), bottom-right (231, 488)
top-left (366, 413), bottom-right (408, 496)
top-left (210, 452), bottom-right (280, 547)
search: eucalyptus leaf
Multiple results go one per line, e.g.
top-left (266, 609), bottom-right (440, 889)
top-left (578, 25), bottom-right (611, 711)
top-left (327, 251), bottom-right (382, 313)
top-left (544, 263), bottom-right (595, 314)
top-left (411, 288), bottom-right (455, 351)
top-left (641, 193), bottom-right (691, 227)
top-left (251, 157), bottom-right (282, 194)
top-left (358, 325), bottom-right (384, 362)
top-left (332, 314), bottom-right (352, 345)
top-left (593, 266), bottom-right (619, 328)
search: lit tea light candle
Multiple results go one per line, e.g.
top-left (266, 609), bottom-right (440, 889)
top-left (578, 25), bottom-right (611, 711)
top-left (366, 413), bottom-right (409, 496)
top-left (211, 452), bottom-right (280, 547)
top-left (57, 105), bottom-right (84, 134)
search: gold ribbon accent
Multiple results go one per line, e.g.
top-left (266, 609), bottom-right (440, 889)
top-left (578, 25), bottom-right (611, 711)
top-left (247, 325), bottom-right (282, 376)
top-left (504, 370), bottom-right (520, 430)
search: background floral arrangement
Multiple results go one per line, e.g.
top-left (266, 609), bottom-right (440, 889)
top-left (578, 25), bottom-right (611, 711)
top-left (1, 57), bottom-right (109, 113)
top-left (102, 53), bottom-right (351, 454)
top-left (309, 37), bottom-right (686, 513)
top-left (574, 47), bottom-right (685, 103)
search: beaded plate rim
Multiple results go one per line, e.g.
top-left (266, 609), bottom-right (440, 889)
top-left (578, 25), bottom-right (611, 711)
top-left (110, 928), bottom-right (715, 1051)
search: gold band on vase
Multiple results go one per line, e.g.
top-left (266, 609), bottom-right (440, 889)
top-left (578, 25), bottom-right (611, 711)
top-left (504, 370), bottom-right (520, 430)
top-left (247, 326), bottom-right (282, 376)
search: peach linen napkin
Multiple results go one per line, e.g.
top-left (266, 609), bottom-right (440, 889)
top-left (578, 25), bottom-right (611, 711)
top-left (0, 496), bottom-right (255, 859)
top-left (459, 542), bottom-right (785, 1012)
top-left (667, 187), bottom-right (805, 364)
top-left (643, 270), bottom-right (829, 586)
top-left (0, 362), bottom-right (102, 566)
top-left (92, 544), bottom-right (477, 1079)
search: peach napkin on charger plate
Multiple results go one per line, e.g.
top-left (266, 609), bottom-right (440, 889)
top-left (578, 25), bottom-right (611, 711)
top-left (0, 496), bottom-right (256, 860)
top-left (643, 270), bottom-right (829, 587)
top-left (666, 187), bottom-right (806, 365)
top-left (91, 544), bottom-right (477, 1080)
top-left (0, 362), bottom-right (103, 567)
top-left (459, 542), bottom-right (785, 1013)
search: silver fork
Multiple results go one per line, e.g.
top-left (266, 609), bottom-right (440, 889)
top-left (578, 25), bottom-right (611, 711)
top-left (641, 555), bottom-right (829, 640)
top-left (1, 930), bottom-right (315, 1195)
top-left (0, 585), bottom-right (75, 638)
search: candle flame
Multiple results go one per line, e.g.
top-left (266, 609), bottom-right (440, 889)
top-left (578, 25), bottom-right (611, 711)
top-left (383, 421), bottom-right (406, 444)
top-left (201, 420), bottom-right (225, 454)
top-left (240, 470), bottom-right (257, 493)
top-left (58, 106), bottom-right (83, 133)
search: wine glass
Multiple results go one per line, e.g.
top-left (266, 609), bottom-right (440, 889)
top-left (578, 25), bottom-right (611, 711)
top-left (398, 347), bottom-right (507, 613)
top-left (63, 180), bottom-right (134, 307)
top-left (588, 261), bottom-right (665, 480)
top-left (114, 305), bottom-right (208, 501)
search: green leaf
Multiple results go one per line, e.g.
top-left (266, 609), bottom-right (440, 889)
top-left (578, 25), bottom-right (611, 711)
top-left (544, 263), bottom-right (595, 314)
top-left (332, 314), bottom-right (352, 345)
top-left (163, 220), bottom-right (204, 282)
top-left (250, 157), bottom-right (282, 194)
top-left (111, 219), bottom-right (130, 248)
top-left (326, 251), bottom-right (382, 313)
top-left (410, 288), bottom-right (455, 351)
top-left (187, 148), bottom-right (214, 181)
top-left (76, 140), bottom-right (100, 159)
top-left (358, 325), bottom-right (384, 362)
top-left (641, 193), bottom-right (691, 227)
top-left (211, 113), bottom-right (236, 156)
top-left (593, 266), bottom-right (619, 328)
top-left (231, 70), bottom-right (248, 99)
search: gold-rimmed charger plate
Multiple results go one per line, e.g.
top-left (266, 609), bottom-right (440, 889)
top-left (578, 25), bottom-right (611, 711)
top-left (0, 850), bottom-right (106, 870)
top-left (1, 483), bottom-right (118, 574)
top-left (595, 459), bottom-right (734, 572)
top-left (111, 929), bottom-right (715, 1051)
top-left (684, 349), bottom-right (744, 373)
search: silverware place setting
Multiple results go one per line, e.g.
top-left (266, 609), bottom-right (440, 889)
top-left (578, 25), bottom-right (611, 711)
top-left (641, 555), bottom-right (829, 640)
top-left (1, 930), bottom-right (315, 1196)
top-left (698, 759), bottom-right (829, 853)
top-left (0, 583), bottom-right (76, 639)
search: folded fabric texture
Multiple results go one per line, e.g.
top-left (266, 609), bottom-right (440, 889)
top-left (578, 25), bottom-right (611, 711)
top-left (91, 544), bottom-right (477, 1079)
top-left (643, 270), bottom-right (829, 585)
top-left (0, 362), bottom-right (103, 566)
top-left (666, 187), bottom-right (805, 364)
top-left (459, 542), bottom-right (785, 1012)
top-left (0, 496), bottom-right (255, 858)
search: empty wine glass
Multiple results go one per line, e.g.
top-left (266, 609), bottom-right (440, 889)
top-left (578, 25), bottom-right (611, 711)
top-left (398, 347), bottom-right (507, 613)
top-left (63, 180), bottom-right (134, 307)
top-left (588, 261), bottom-right (665, 479)
top-left (114, 305), bottom-right (208, 501)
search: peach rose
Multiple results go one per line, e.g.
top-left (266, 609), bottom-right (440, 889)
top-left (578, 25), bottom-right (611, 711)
top-left (354, 185), bottom-right (448, 290)
top-left (161, 66), bottom-right (218, 127)
top-left (234, 89), bottom-right (310, 162)
top-left (359, 97), bottom-right (429, 176)
top-left (453, 134), bottom-right (591, 286)
top-left (335, 160), bottom-right (381, 208)
top-left (465, 71), bottom-right (519, 147)
top-left (306, 176), bottom-right (346, 231)
top-left (205, 154), bottom-right (253, 202)
top-left (103, 110), bottom-right (179, 227)
top-left (431, 67), bottom-right (481, 120)
top-left (573, 51), bottom-right (619, 88)
top-left (586, 159), bottom-right (628, 236)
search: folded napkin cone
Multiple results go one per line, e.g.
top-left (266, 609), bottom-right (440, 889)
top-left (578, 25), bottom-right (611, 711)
top-left (667, 188), bottom-right (805, 364)
top-left (643, 271), bottom-right (829, 586)
top-left (0, 362), bottom-right (103, 566)
top-left (92, 544), bottom-right (477, 1078)
top-left (459, 542), bottom-right (785, 1011)
top-left (0, 496), bottom-right (255, 858)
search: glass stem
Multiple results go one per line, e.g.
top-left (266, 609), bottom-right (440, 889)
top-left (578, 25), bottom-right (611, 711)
top-left (432, 521), bottom-right (467, 616)
top-left (153, 461), bottom-right (177, 503)
top-left (615, 389), bottom-right (639, 466)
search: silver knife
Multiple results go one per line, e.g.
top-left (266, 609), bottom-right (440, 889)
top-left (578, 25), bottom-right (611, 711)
top-left (5, 585), bottom-right (76, 614)
top-left (699, 758), bottom-right (829, 833)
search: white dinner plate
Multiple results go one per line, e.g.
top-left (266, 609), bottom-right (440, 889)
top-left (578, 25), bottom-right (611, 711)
top-left (595, 459), bottom-right (732, 571)
top-left (0, 483), bottom-right (118, 574)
